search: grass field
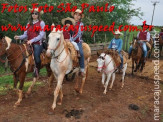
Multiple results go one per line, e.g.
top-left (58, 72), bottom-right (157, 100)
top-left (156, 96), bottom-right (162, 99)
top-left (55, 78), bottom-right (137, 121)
top-left (0, 68), bottom-right (47, 95)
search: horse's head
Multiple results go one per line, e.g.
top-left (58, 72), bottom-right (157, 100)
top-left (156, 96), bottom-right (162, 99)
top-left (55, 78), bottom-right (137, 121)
top-left (0, 36), bottom-right (12, 56)
top-left (46, 27), bottom-right (64, 58)
top-left (131, 37), bottom-right (139, 51)
top-left (97, 53), bottom-right (106, 73)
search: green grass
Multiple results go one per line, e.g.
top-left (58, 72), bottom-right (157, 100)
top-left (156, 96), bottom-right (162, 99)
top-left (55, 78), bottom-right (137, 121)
top-left (0, 68), bottom-right (47, 95)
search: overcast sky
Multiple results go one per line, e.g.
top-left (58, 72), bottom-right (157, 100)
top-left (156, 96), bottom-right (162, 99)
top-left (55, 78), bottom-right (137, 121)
top-left (129, 0), bottom-right (162, 26)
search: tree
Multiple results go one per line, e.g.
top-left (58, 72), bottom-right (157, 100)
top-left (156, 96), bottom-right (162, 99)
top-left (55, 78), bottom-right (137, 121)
top-left (0, 0), bottom-right (142, 43)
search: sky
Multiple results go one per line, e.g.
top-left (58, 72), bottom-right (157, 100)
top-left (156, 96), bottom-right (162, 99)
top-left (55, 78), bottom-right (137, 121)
top-left (129, 0), bottom-right (163, 26)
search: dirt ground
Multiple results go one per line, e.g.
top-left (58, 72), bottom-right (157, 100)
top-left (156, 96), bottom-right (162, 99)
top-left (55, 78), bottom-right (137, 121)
top-left (0, 56), bottom-right (163, 122)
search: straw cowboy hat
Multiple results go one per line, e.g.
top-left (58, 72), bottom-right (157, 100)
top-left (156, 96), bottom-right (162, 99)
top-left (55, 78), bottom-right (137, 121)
top-left (71, 9), bottom-right (84, 18)
top-left (114, 29), bottom-right (123, 35)
top-left (61, 17), bottom-right (75, 26)
top-left (29, 8), bottom-right (44, 15)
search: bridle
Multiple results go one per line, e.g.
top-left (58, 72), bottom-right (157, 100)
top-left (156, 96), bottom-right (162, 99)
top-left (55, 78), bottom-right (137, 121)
top-left (0, 38), bottom-right (27, 63)
top-left (97, 53), bottom-right (116, 73)
top-left (47, 32), bottom-right (68, 62)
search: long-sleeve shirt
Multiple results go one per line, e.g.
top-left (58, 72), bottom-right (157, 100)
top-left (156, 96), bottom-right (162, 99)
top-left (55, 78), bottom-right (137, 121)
top-left (19, 20), bottom-right (45, 43)
top-left (108, 38), bottom-right (123, 53)
top-left (70, 22), bottom-right (84, 42)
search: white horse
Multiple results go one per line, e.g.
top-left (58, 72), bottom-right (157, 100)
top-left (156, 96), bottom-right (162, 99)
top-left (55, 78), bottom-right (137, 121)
top-left (46, 28), bottom-right (91, 110)
top-left (97, 53), bottom-right (127, 94)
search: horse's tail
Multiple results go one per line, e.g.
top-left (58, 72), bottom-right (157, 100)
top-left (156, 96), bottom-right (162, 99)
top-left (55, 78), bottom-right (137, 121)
top-left (82, 43), bottom-right (91, 60)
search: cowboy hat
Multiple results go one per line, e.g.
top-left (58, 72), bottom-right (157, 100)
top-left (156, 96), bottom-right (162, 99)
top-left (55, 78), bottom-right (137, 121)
top-left (71, 9), bottom-right (84, 18)
top-left (114, 29), bottom-right (123, 35)
top-left (61, 17), bottom-right (75, 26)
top-left (29, 8), bottom-right (44, 15)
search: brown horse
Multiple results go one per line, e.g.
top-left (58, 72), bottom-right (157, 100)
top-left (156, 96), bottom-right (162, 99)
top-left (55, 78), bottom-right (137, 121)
top-left (147, 37), bottom-right (154, 58)
top-left (0, 36), bottom-right (53, 107)
top-left (159, 35), bottom-right (163, 56)
top-left (130, 37), bottom-right (144, 75)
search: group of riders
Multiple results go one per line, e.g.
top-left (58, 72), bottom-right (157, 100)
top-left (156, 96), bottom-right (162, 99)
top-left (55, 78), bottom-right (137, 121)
top-left (0, 8), bottom-right (163, 76)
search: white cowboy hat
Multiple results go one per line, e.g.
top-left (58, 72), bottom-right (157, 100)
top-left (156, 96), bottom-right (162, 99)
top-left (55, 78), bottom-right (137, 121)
top-left (61, 17), bottom-right (75, 26)
top-left (114, 29), bottom-right (123, 35)
top-left (71, 9), bottom-right (84, 18)
top-left (29, 8), bottom-right (44, 15)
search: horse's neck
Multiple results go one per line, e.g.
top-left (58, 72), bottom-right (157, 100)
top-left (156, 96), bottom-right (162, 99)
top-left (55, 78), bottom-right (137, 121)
top-left (105, 55), bottom-right (112, 65)
top-left (6, 43), bottom-right (22, 59)
top-left (54, 33), bottom-right (66, 57)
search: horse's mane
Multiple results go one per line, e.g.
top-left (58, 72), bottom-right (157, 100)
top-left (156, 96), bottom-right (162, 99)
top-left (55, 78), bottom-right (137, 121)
top-left (105, 49), bottom-right (121, 67)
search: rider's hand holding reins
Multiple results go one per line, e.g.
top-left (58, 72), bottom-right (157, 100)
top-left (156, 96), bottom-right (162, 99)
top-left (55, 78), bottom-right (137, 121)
top-left (14, 35), bottom-right (20, 40)
top-left (27, 40), bottom-right (32, 45)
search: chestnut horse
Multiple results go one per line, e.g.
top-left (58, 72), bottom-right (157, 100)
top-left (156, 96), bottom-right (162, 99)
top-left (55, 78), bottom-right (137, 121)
top-left (0, 36), bottom-right (53, 107)
top-left (46, 28), bottom-right (91, 110)
top-left (130, 38), bottom-right (144, 75)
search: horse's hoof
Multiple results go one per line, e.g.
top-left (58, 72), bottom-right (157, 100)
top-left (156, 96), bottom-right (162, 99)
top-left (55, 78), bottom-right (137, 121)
top-left (79, 90), bottom-right (83, 94)
top-left (103, 91), bottom-right (107, 94)
top-left (109, 88), bottom-right (112, 91)
top-left (75, 88), bottom-right (80, 93)
top-left (52, 104), bottom-right (56, 110)
top-left (57, 102), bottom-right (62, 106)
top-left (14, 102), bottom-right (20, 107)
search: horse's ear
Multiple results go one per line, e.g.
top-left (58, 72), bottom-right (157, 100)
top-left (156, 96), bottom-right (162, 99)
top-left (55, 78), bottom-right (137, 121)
top-left (97, 51), bottom-right (100, 56)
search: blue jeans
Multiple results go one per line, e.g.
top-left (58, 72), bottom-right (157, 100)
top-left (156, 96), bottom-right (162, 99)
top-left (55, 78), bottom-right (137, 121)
top-left (128, 41), bottom-right (147, 58)
top-left (77, 42), bottom-right (85, 72)
top-left (33, 44), bottom-right (43, 69)
top-left (119, 53), bottom-right (123, 69)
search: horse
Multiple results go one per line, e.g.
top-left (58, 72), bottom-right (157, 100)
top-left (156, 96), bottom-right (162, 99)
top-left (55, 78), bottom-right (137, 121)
top-left (147, 37), bottom-right (154, 58)
top-left (97, 52), bottom-right (127, 94)
top-left (0, 36), bottom-right (53, 107)
top-left (130, 37), bottom-right (145, 75)
top-left (159, 35), bottom-right (163, 57)
top-left (46, 28), bottom-right (91, 110)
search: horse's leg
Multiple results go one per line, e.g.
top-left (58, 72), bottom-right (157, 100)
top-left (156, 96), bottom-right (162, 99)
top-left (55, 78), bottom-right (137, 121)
top-left (13, 74), bottom-right (19, 91)
top-left (52, 73), bottom-right (64, 110)
top-left (109, 73), bottom-right (115, 90)
top-left (48, 73), bottom-right (54, 95)
top-left (26, 77), bottom-right (37, 96)
top-left (57, 85), bottom-right (63, 106)
top-left (132, 59), bottom-right (134, 75)
top-left (74, 71), bottom-right (80, 93)
top-left (14, 72), bottom-right (25, 107)
top-left (121, 63), bottom-right (127, 88)
top-left (79, 64), bottom-right (89, 94)
top-left (103, 73), bottom-right (111, 94)
top-left (102, 73), bottom-right (106, 86)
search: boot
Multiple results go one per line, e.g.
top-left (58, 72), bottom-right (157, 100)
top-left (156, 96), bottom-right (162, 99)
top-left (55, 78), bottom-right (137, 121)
top-left (33, 63), bottom-right (41, 78)
top-left (128, 53), bottom-right (131, 59)
top-left (143, 57), bottom-right (146, 66)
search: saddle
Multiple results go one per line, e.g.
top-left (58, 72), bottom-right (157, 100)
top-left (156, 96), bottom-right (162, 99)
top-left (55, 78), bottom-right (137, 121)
top-left (105, 49), bottom-right (127, 68)
top-left (23, 44), bottom-right (50, 72)
top-left (64, 41), bottom-right (79, 67)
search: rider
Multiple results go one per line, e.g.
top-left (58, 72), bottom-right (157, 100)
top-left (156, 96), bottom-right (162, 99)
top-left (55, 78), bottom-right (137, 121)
top-left (71, 9), bottom-right (85, 76)
top-left (108, 29), bottom-right (123, 70)
top-left (128, 24), bottom-right (150, 64)
top-left (61, 17), bottom-right (80, 57)
top-left (14, 8), bottom-right (46, 77)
